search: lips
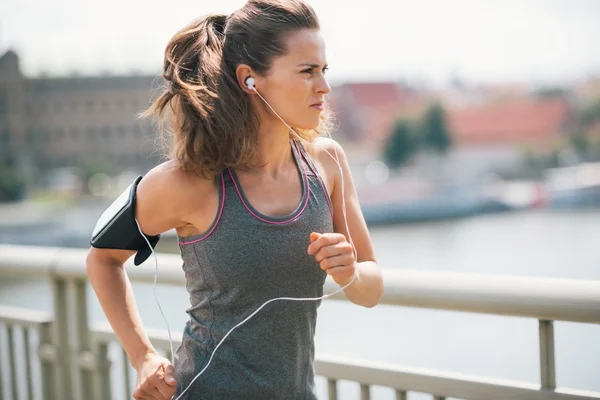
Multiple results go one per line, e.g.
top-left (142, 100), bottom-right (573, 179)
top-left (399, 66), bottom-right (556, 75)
top-left (310, 101), bottom-right (324, 110)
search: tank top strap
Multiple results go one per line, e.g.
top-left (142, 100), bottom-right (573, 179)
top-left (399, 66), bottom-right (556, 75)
top-left (291, 139), bottom-right (316, 177)
top-left (292, 139), bottom-right (334, 218)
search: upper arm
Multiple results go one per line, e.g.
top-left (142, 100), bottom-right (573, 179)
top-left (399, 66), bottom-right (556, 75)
top-left (134, 162), bottom-right (191, 237)
top-left (87, 161), bottom-right (196, 266)
top-left (315, 138), bottom-right (377, 264)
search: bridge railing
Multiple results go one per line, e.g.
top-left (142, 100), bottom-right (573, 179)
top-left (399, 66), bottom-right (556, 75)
top-left (1, 244), bottom-right (599, 400)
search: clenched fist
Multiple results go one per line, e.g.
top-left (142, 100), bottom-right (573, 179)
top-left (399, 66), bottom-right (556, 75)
top-left (133, 352), bottom-right (177, 400)
top-left (308, 232), bottom-right (356, 286)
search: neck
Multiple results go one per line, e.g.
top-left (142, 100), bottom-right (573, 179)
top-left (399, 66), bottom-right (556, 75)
top-left (251, 118), bottom-right (294, 177)
top-left (246, 94), bottom-right (298, 177)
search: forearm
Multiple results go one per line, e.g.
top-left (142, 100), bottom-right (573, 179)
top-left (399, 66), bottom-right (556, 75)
top-left (86, 259), bottom-right (157, 368)
top-left (342, 261), bottom-right (384, 308)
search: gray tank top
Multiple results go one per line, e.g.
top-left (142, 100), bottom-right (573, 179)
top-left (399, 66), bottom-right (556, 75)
top-left (174, 140), bottom-right (334, 399)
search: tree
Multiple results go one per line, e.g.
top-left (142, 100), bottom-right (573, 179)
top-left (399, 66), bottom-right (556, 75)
top-left (569, 98), bottom-right (600, 161)
top-left (0, 155), bottom-right (26, 202)
top-left (383, 119), bottom-right (418, 169)
top-left (580, 98), bottom-right (600, 128)
top-left (570, 130), bottom-right (590, 159)
top-left (533, 87), bottom-right (569, 98)
top-left (419, 103), bottom-right (452, 153)
top-left (77, 156), bottom-right (121, 183)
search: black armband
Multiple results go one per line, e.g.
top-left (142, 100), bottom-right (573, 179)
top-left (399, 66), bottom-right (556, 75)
top-left (90, 175), bottom-right (160, 265)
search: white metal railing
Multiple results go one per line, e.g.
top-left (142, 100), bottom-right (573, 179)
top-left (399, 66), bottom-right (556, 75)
top-left (1, 244), bottom-right (600, 400)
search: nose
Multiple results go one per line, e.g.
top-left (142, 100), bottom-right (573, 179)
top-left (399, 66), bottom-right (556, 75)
top-left (315, 75), bottom-right (331, 95)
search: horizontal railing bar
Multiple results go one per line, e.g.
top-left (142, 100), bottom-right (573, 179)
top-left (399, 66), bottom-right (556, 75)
top-left (2, 244), bottom-right (600, 324)
top-left (90, 324), bottom-right (600, 400)
top-left (0, 245), bottom-right (64, 275)
top-left (314, 354), bottom-right (600, 400)
top-left (0, 304), bottom-right (53, 327)
top-left (356, 269), bottom-right (600, 324)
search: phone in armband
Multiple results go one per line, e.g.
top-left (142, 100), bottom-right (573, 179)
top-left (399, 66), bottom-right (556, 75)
top-left (90, 175), bottom-right (159, 265)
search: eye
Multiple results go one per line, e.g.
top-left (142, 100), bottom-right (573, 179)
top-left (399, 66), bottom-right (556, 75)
top-left (301, 68), bottom-right (314, 75)
top-left (322, 66), bottom-right (329, 74)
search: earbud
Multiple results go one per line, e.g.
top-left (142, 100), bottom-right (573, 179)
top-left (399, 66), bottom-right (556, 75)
top-left (245, 77), bottom-right (255, 90)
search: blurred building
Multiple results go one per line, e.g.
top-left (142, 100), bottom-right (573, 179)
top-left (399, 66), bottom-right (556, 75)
top-left (328, 79), bottom-right (574, 181)
top-left (448, 96), bottom-right (571, 149)
top-left (1, 48), bottom-right (581, 184)
top-left (441, 96), bottom-right (572, 179)
top-left (0, 50), bottom-right (162, 172)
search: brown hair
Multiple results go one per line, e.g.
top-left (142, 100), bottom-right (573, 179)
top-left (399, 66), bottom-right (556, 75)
top-left (142, 0), bottom-right (331, 180)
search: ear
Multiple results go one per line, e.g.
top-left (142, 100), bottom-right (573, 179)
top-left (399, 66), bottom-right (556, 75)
top-left (236, 64), bottom-right (258, 94)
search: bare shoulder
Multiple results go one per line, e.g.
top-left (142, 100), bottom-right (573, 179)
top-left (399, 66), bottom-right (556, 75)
top-left (138, 159), bottom-right (202, 198)
top-left (135, 159), bottom-right (215, 235)
top-left (302, 136), bottom-right (348, 181)
top-left (303, 136), bottom-right (346, 160)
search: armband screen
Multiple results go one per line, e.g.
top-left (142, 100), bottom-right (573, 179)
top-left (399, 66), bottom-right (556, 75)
top-left (90, 176), bottom-right (159, 265)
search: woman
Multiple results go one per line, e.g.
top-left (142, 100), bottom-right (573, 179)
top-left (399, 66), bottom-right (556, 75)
top-left (86, 0), bottom-right (384, 399)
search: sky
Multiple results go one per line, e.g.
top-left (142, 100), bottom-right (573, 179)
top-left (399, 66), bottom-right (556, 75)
top-left (1, 0), bottom-right (600, 87)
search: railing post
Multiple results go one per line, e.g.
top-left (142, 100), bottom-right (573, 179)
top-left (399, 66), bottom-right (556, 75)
top-left (360, 383), bottom-right (370, 400)
top-left (23, 328), bottom-right (34, 400)
top-left (395, 390), bottom-right (408, 400)
top-left (7, 325), bottom-right (18, 400)
top-left (327, 378), bottom-right (338, 400)
top-left (53, 278), bottom-right (72, 400)
top-left (65, 279), bottom-right (96, 399)
top-left (93, 342), bottom-right (112, 400)
top-left (38, 321), bottom-right (58, 400)
top-left (539, 319), bottom-right (556, 390)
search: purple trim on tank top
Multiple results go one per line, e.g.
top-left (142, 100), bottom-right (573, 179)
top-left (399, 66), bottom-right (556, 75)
top-left (227, 149), bottom-right (311, 225)
top-left (178, 171), bottom-right (226, 245)
top-left (293, 140), bottom-right (334, 219)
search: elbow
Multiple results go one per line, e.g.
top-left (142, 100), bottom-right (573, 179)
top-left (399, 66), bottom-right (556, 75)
top-left (349, 261), bottom-right (384, 308)
top-left (85, 248), bottom-right (104, 274)
top-left (85, 247), bottom-right (123, 278)
top-left (351, 285), bottom-right (383, 309)
top-left (85, 249), bottom-right (96, 276)
top-left (85, 249), bottom-right (103, 282)
top-left (359, 296), bottom-right (380, 309)
top-left (363, 272), bottom-right (384, 309)
top-left (363, 289), bottom-right (383, 309)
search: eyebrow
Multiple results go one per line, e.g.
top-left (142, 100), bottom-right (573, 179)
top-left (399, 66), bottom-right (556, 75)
top-left (297, 63), bottom-right (328, 68)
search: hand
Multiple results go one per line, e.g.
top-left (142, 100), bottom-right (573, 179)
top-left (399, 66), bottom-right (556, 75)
top-left (307, 232), bottom-right (356, 286)
top-left (133, 352), bottom-right (177, 400)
